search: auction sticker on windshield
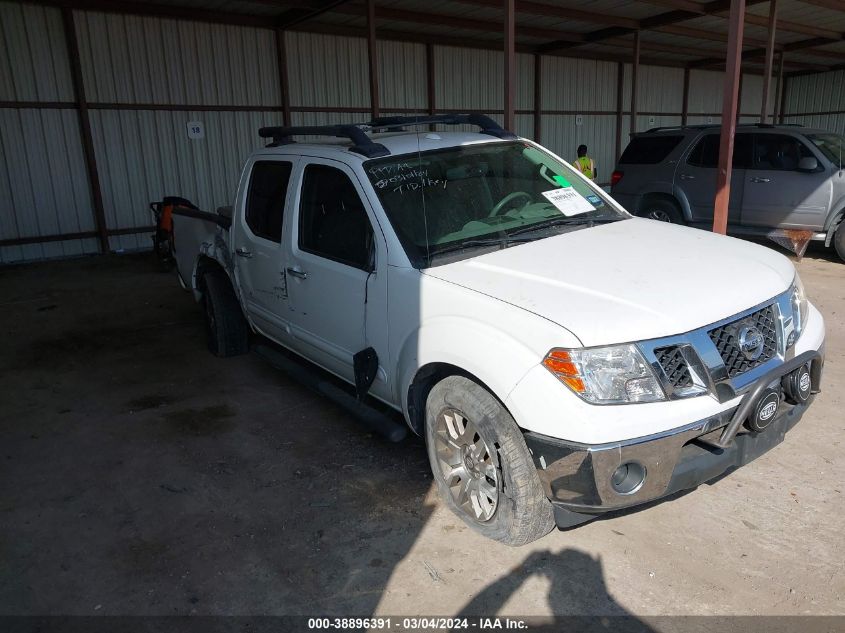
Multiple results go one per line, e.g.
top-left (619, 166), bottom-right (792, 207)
top-left (542, 187), bottom-right (595, 216)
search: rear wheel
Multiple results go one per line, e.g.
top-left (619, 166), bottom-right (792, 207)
top-left (637, 198), bottom-right (683, 224)
top-left (425, 376), bottom-right (554, 546)
top-left (202, 271), bottom-right (250, 357)
top-left (834, 220), bottom-right (845, 262)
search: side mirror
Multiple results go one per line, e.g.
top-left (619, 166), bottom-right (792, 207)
top-left (798, 157), bottom-right (818, 172)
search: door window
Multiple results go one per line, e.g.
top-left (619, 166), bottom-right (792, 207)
top-left (686, 133), bottom-right (752, 168)
top-left (245, 161), bottom-right (293, 242)
top-left (298, 165), bottom-right (374, 271)
top-left (752, 134), bottom-right (815, 171)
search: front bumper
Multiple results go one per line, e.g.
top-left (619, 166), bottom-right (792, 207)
top-left (524, 349), bottom-right (824, 528)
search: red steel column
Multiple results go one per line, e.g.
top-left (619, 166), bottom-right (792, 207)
top-left (615, 61), bottom-right (624, 160)
top-left (681, 67), bottom-right (690, 127)
top-left (367, 0), bottom-right (379, 119)
top-left (774, 52), bottom-right (785, 123)
top-left (504, 0), bottom-right (516, 131)
top-left (275, 29), bottom-right (292, 126)
top-left (61, 8), bottom-right (110, 254)
top-left (533, 53), bottom-right (542, 141)
top-left (760, 0), bottom-right (778, 123)
top-left (630, 31), bottom-right (640, 137)
top-left (713, 0), bottom-right (746, 235)
top-left (426, 43), bottom-right (435, 116)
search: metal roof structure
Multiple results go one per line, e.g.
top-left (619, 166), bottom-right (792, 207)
top-left (28, 0), bottom-right (845, 77)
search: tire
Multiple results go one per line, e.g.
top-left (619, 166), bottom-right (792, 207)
top-left (637, 198), bottom-right (683, 224)
top-left (201, 270), bottom-right (250, 357)
top-left (424, 375), bottom-right (554, 546)
top-left (834, 221), bottom-right (845, 262)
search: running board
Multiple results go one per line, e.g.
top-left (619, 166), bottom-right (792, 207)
top-left (253, 344), bottom-right (408, 443)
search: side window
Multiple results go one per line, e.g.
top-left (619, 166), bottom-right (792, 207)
top-left (298, 164), bottom-right (374, 271)
top-left (686, 134), bottom-right (719, 168)
top-left (686, 133), bottom-right (752, 169)
top-left (753, 134), bottom-right (814, 171)
top-left (245, 161), bottom-right (292, 242)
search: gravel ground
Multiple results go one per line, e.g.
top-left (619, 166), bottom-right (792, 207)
top-left (0, 242), bottom-right (842, 622)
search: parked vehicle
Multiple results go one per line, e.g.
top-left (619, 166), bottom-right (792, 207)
top-left (171, 115), bottom-right (825, 545)
top-left (610, 124), bottom-right (845, 261)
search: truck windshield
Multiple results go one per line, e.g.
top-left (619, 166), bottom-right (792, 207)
top-left (364, 141), bottom-right (627, 268)
top-left (807, 133), bottom-right (845, 169)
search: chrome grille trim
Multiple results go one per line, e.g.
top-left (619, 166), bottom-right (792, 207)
top-left (637, 288), bottom-right (794, 401)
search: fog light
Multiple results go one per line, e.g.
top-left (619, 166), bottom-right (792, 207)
top-left (610, 462), bottom-right (646, 495)
top-left (747, 388), bottom-right (780, 432)
top-left (783, 364), bottom-right (812, 405)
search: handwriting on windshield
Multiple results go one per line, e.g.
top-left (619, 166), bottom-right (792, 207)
top-left (370, 163), bottom-right (448, 194)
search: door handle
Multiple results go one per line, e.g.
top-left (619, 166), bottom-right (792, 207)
top-left (679, 173), bottom-right (695, 180)
top-left (750, 177), bottom-right (771, 183)
top-left (286, 267), bottom-right (307, 280)
top-left (235, 247), bottom-right (253, 258)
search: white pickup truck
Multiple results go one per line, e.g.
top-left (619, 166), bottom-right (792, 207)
top-left (172, 114), bottom-right (825, 545)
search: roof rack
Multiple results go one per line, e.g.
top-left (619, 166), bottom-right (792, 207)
top-left (366, 114), bottom-right (517, 140)
top-left (643, 122), bottom-right (804, 134)
top-left (258, 124), bottom-right (390, 157)
top-left (257, 113), bottom-right (516, 158)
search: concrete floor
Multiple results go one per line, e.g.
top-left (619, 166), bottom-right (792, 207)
top-left (0, 242), bottom-right (843, 620)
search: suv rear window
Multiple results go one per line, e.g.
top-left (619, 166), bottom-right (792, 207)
top-left (619, 135), bottom-right (683, 164)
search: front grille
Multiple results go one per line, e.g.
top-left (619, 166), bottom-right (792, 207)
top-left (654, 346), bottom-right (693, 389)
top-left (708, 305), bottom-right (778, 377)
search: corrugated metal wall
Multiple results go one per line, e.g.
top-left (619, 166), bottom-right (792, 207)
top-left (0, 2), bottom-right (98, 263)
top-left (540, 57), bottom-right (617, 180)
top-left (75, 11), bottom-right (283, 252)
top-left (782, 69), bottom-right (845, 134)
top-left (2, 0), bottom-right (773, 263)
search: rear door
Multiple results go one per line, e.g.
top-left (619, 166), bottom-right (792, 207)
top-left (284, 158), bottom-right (390, 397)
top-left (740, 133), bottom-right (831, 229)
top-left (231, 157), bottom-right (297, 341)
top-left (677, 132), bottom-right (750, 224)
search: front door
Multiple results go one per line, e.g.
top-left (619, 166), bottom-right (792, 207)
top-left (232, 158), bottom-right (295, 341)
top-left (284, 159), bottom-right (389, 397)
top-left (741, 133), bottom-right (831, 229)
top-left (677, 132), bottom-right (751, 225)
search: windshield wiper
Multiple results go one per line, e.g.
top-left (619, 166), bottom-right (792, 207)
top-left (507, 215), bottom-right (619, 237)
top-left (428, 235), bottom-right (537, 258)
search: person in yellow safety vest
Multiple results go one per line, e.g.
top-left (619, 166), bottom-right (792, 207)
top-left (574, 144), bottom-right (596, 181)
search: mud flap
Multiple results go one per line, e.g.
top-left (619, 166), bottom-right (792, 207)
top-left (353, 347), bottom-right (379, 400)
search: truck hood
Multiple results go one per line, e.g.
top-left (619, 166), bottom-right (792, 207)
top-left (423, 218), bottom-right (795, 346)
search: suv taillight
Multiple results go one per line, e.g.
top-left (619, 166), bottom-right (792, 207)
top-left (610, 170), bottom-right (623, 188)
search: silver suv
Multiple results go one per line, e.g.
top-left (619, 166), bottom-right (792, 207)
top-left (610, 124), bottom-right (845, 261)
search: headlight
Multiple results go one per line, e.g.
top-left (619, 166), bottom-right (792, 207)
top-left (542, 344), bottom-right (666, 404)
top-left (790, 273), bottom-right (809, 342)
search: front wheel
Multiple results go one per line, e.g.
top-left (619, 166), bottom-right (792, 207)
top-left (425, 376), bottom-right (554, 546)
top-left (834, 221), bottom-right (845, 262)
top-left (637, 199), bottom-right (683, 223)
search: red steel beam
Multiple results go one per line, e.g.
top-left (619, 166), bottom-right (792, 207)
top-left (713, 0), bottom-right (746, 236)
top-left (615, 61), bottom-right (624, 161)
top-left (681, 66), bottom-right (690, 126)
top-left (61, 7), bottom-right (110, 254)
top-left (275, 29), bottom-right (292, 126)
top-left (760, 0), bottom-right (778, 122)
top-left (774, 51), bottom-right (785, 122)
top-left (630, 31), bottom-right (640, 138)
top-left (366, 0), bottom-right (379, 119)
top-left (504, 0), bottom-right (516, 131)
top-left (533, 53), bottom-right (542, 141)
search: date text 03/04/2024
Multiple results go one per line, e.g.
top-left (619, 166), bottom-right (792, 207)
top-left (306, 617), bottom-right (528, 630)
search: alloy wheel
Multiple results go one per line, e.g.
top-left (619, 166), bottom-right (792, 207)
top-left (433, 408), bottom-right (499, 522)
top-left (646, 209), bottom-right (673, 222)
